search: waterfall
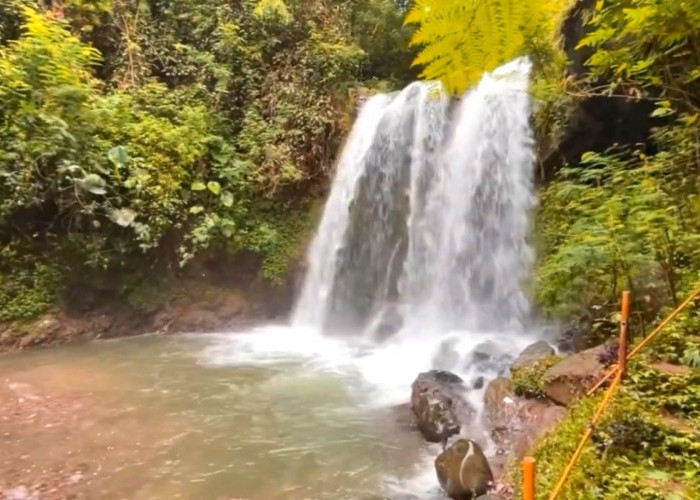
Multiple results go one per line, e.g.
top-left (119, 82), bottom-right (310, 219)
top-left (293, 58), bottom-right (535, 344)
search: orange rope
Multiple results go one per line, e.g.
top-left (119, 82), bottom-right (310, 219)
top-left (548, 371), bottom-right (623, 500)
top-left (586, 282), bottom-right (700, 396)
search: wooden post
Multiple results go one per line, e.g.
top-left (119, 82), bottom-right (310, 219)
top-left (619, 291), bottom-right (631, 378)
top-left (522, 456), bottom-right (535, 500)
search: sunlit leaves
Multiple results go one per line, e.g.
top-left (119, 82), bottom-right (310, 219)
top-left (108, 207), bottom-right (137, 227)
top-left (207, 181), bottom-right (221, 195)
top-left (252, 0), bottom-right (292, 24)
top-left (78, 173), bottom-right (107, 195)
top-left (404, 0), bottom-right (576, 94)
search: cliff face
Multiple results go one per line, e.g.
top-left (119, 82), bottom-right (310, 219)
top-left (538, 0), bottom-right (658, 184)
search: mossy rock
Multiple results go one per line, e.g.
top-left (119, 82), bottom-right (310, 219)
top-left (511, 355), bottom-right (563, 399)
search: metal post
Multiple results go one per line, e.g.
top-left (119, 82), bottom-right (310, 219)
top-left (619, 291), bottom-right (630, 378)
top-left (523, 456), bottom-right (535, 500)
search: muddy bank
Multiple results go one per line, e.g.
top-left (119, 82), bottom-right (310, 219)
top-left (1, 252), bottom-right (299, 354)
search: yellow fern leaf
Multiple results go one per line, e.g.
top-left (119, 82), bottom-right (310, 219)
top-left (407, 0), bottom-right (577, 94)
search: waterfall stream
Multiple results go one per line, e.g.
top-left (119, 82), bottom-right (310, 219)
top-left (294, 57), bottom-right (536, 357)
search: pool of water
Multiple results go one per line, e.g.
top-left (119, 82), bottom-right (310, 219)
top-left (0, 330), bottom-right (446, 499)
top-left (1, 326), bottom-right (537, 499)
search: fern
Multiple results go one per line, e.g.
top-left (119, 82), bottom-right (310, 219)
top-left (405, 0), bottom-right (575, 94)
top-left (253, 0), bottom-right (292, 25)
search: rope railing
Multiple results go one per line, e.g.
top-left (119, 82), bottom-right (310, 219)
top-left (521, 282), bottom-right (700, 500)
top-left (586, 282), bottom-right (700, 396)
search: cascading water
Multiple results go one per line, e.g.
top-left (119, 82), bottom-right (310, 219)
top-left (199, 58), bottom-right (541, 499)
top-left (294, 57), bottom-right (536, 344)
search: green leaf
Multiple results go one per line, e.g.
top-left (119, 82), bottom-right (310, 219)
top-left (108, 146), bottom-right (128, 166)
top-left (191, 182), bottom-right (206, 191)
top-left (108, 207), bottom-right (137, 227)
top-left (78, 174), bottom-right (107, 195)
top-left (221, 192), bottom-right (234, 208)
top-left (190, 205), bottom-right (204, 214)
top-left (207, 181), bottom-right (221, 195)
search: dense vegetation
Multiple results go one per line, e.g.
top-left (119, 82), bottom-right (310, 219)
top-left (2, 0), bottom-right (700, 495)
top-left (530, 1), bottom-right (700, 496)
top-left (409, 0), bottom-right (700, 498)
top-left (0, 0), bottom-right (415, 321)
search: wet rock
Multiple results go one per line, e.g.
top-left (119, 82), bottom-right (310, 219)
top-left (511, 341), bottom-right (555, 372)
top-left (486, 396), bottom-right (567, 460)
top-left (435, 439), bottom-right (493, 499)
top-left (483, 378), bottom-right (515, 428)
top-left (509, 402), bottom-right (567, 459)
top-left (410, 371), bottom-right (474, 443)
top-left (543, 344), bottom-right (607, 406)
top-left (555, 326), bottom-right (586, 354)
top-left (472, 377), bottom-right (485, 390)
top-left (466, 342), bottom-right (515, 377)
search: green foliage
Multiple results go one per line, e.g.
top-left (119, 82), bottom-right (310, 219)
top-left (577, 0), bottom-right (700, 112)
top-left (536, 144), bottom-right (700, 322)
top-left (0, 1), bottom-right (415, 321)
top-left (511, 355), bottom-right (563, 399)
top-left (528, 1), bottom-right (700, 497)
top-left (0, 247), bottom-right (62, 322)
top-left (404, 0), bottom-right (575, 94)
top-left (535, 0), bottom-right (700, 328)
top-left (526, 349), bottom-right (700, 499)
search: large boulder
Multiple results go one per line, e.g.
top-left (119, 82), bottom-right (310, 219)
top-left (542, 344), bottom-right (608, 406)
top-left (411, 370), bottom-right (475, 443)
top-left (435, 439), bottom-right (493, 499)
top-left (511, 341), bottom-right (555, 372)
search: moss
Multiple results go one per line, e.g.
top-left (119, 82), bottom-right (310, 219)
top-left (511, 355), bottom-right (563, 399)
top-left (0, 264), bottom-right (62, 322)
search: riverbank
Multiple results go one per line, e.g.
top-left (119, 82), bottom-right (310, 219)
top-left (0, 253), bottom-right (298, 354)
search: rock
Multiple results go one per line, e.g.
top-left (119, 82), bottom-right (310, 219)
top-left (555, 326), bottom-right (586, 354)
top-left (483, 378), bottom-right (515, 428)
top-left (410, 370), bottom-right (475, 443)
top-left (475, 495), bottom-right (506, 500)
top-left (511, 341), bottom-right (555, 371)
top-left (435, 439), bottom-right (493, 499)
top-left (543, 344), bottom-right (607, 406)
top-left (472, 376), bottom-right (485, 390)
top-left (466, 342), bottom-right (516, 377)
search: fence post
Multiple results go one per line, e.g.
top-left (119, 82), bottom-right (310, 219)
top-left (619, 291), bottom-right (631, 378)
top-left (522, 456), bottom-right (535, 500)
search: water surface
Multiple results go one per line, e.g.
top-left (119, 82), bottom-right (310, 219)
top-left (1, 332), bottom-right (440, 499)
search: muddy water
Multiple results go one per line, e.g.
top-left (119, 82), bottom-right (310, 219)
top-left (0, 333), bottom-right (440, 500)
